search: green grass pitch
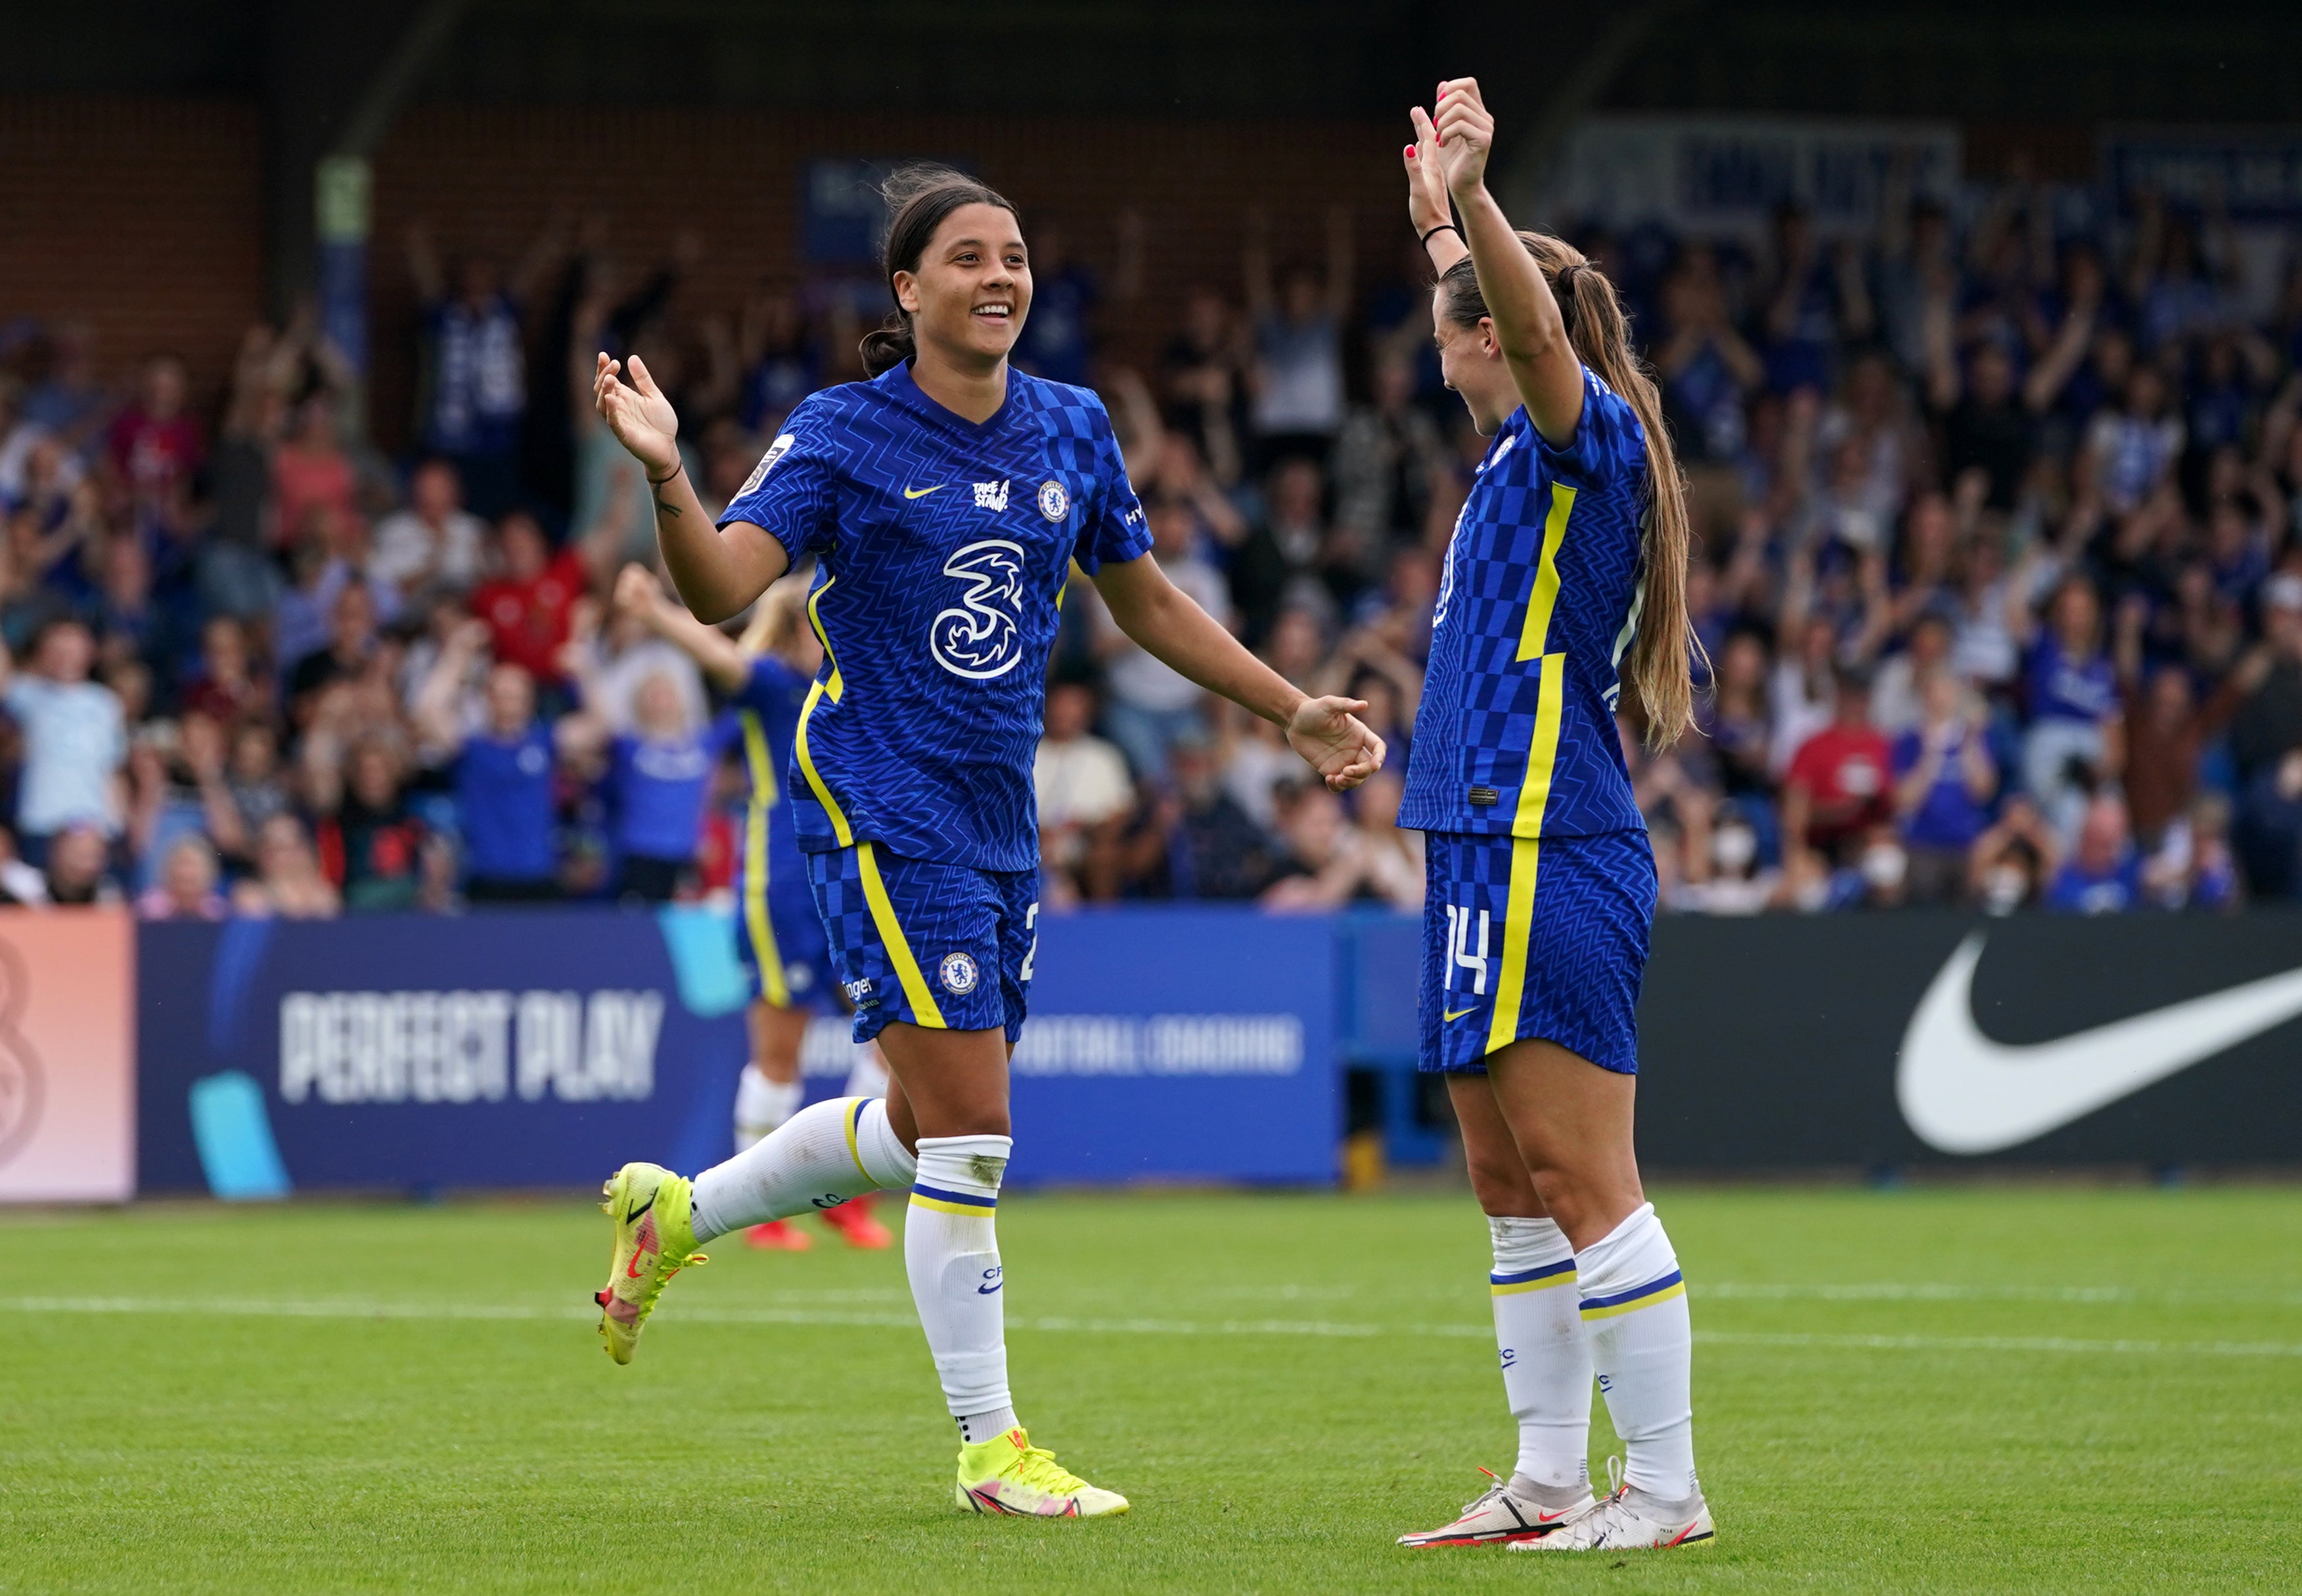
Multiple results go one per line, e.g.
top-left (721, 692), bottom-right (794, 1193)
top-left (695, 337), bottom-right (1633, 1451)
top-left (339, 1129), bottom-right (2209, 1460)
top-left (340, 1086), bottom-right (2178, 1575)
top-left (5, 1185), bottom-right (2298, 1593)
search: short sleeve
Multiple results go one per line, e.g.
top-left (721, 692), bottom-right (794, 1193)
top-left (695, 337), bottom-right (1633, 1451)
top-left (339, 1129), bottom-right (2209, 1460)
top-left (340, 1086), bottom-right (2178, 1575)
top-left (1535, 364), bottom-right (1647, 486)
top-left (1071, 399), bottom-right (1153, 575)
top-left (717, 395), bottom-right (838, 562)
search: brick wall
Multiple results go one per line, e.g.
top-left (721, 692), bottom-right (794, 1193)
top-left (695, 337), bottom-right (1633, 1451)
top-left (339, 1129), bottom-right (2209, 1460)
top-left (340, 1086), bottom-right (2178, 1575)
top-left (367, 104), bottom-right (1413, 453)
top-left (1, 96), bottom-right (1413, 447)
top-left (0, 97), bottom-right (264, 401)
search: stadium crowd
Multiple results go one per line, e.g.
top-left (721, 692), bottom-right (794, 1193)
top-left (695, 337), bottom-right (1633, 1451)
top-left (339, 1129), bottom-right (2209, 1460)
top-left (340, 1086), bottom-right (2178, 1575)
top-left (6, 177), bottom-right (2302, 919)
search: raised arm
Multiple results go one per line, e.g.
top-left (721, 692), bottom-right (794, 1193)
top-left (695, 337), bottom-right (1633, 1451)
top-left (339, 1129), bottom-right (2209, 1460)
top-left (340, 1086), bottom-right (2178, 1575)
top-left (2023, 286), bottom-right (2099, 413)
top-left (614, 562), bottom-right (752, 694)
top-left (1092, 554), bottom-right (1383, 791)
top-left (1425, 80), bottom-right (1583, 445)
top-left (413, 618), bottom-right (488, 756)
top-left (1404, 110), bottom-right (1469, 276)
top-left (593, 352), bottom-right (789, 622)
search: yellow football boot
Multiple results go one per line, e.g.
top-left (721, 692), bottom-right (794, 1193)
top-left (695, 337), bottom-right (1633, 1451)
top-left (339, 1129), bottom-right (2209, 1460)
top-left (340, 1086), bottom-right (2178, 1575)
top-left (954, 1427), bottom-right (1129, 1518)
top-left (593, 1162), bottom-right (706, 1364)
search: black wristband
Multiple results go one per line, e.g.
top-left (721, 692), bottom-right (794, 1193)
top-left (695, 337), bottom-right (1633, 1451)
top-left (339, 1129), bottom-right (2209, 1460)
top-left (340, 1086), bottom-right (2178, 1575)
top-left (1420, 222), bottom-right (1464, 249)
top-left (646, 463), bottom-right (682, 486)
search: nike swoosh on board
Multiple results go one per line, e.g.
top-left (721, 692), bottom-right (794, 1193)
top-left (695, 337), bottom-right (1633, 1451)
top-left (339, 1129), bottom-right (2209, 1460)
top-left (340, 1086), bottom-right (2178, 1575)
top-left (904, 485), bottom-right (943, 499)
top-left (1895, 931), bottom-right (2302, 1154)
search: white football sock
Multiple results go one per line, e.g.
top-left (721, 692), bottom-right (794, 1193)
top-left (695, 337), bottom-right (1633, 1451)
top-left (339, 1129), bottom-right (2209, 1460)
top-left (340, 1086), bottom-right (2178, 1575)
top-left (733, 1066), bottom-right (805, 1151)
top-left (907, 1135), bottom-right (1016, 1442)
top-left (689, 1096), bottom-right (914, 1243)
top-left (1574, 1201), bottom-right (1698, 1503)
top-left (1488, 1215), bottom-right (1591, 1491)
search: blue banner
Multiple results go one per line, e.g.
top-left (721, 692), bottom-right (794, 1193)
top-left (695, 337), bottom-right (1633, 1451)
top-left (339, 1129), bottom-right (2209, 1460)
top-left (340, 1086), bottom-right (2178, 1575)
top-left (999, 908), bottom-right (1336, 1185)
top-left (135, 907), bottom-right (1340, 1195)
top-left (136, 912), bottom-right (748, 1195)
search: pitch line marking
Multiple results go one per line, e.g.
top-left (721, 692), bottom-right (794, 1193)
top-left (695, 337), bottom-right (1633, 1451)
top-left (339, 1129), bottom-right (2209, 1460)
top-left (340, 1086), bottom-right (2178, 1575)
top-left (19, 1297), bottom-right (2302, 1358)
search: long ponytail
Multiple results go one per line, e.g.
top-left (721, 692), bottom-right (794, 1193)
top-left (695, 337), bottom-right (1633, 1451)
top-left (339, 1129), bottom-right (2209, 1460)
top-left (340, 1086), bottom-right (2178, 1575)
top-left (859, 164), bottom-right (1022, 378)
top-left (1437, 232), bottom-right (1704, 748)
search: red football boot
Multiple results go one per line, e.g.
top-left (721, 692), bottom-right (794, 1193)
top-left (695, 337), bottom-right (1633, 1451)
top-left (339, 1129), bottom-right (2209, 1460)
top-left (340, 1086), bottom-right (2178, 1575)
top-left (819, 1194), bottom-right (893, 1249)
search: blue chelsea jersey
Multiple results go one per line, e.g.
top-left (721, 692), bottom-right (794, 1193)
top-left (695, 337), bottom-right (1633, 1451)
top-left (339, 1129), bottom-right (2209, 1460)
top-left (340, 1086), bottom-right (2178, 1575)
top-left (718, 362), bottom-right (1152, 872)
top-left (1399, 364), bottom-right (1652, 841)
top-left (725, 654), bottom-right (811, 864)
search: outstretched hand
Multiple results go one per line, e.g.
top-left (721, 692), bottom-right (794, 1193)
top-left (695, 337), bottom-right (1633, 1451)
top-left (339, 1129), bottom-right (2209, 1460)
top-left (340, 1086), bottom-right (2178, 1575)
top-left (1286, 696), bottom-right (1388, 792)
top-left (1428, 78), bottom-right (1495, 200)
top-left (593, 352), bottom-right (681, 476)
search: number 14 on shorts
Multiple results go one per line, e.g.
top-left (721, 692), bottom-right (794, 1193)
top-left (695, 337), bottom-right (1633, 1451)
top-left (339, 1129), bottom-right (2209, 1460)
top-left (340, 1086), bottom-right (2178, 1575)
top-left (1443, 904), bottom-right (1489, 997)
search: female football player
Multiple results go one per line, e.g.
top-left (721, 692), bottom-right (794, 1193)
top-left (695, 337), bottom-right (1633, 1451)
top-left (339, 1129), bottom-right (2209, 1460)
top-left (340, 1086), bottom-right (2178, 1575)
top-left (611, 562), bottom-right (893, 1252)
top-left (589, 164), bottom-right (1384, 1518)
top-left (1389, 81), bottom-right (1713, 1553)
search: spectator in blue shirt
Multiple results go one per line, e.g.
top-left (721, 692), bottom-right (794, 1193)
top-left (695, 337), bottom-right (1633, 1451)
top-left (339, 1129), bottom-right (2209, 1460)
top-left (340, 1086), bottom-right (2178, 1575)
top-left (0, 617), bottom-right (126, 862)
top-left (2045, 795), bottom-right (2142, 914)
top-left (2014, 570), bottom-right (2123, 841)
top-left (563, 661), bottom-right (718, 904)
top-left (415, 619), bottom-right (578, 903)
top-left (405, 221), bottom-right (559, 519)
top-left (1891, 673), bottom-right (1998, 903)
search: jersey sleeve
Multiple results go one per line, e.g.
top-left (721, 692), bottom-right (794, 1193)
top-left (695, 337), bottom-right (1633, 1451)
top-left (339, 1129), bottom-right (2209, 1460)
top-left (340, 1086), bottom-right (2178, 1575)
top-left (1536, 364), bottom-right (1648, 486)
top-left (1071, 397), bottom-right (1154, 575)
top-left (717, 393), bottom-right (838, 560)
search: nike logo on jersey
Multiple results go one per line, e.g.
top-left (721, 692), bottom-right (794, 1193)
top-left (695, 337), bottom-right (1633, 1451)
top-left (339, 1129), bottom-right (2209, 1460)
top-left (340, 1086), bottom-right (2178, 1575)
top-left (904, 484), bottom-right (943, 499)
top-left (1897, 933), bottom-right (2302, 1154)
top-left (1443, 1006), bottom-right (1479, 1022)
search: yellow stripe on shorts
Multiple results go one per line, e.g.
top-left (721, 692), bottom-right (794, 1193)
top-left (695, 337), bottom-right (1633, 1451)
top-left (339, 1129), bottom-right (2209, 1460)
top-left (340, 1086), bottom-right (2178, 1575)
top-left (855, 841), bottom-right (945, 1029)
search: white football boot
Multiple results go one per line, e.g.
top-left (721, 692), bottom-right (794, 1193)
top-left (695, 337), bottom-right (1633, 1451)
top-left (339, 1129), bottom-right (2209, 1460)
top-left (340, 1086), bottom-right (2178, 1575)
top-left (1514, 1458), bottom-right (1713, 1551)
top-left (1397, 1468), bottom-right (1594, 1548)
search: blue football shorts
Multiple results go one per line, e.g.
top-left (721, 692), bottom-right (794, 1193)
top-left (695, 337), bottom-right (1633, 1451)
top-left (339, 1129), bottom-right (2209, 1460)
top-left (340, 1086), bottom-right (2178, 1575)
top-left (1417, 828), bottom-right (1656, 1076)
top-left (806, 841), bottom-right (1038, 1044)
top-left (733, 846), bottom-right (841, 1014)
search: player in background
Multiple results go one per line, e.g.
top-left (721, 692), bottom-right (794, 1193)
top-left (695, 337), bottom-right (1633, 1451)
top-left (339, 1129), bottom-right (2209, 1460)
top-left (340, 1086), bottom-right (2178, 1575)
top-left (612, 562), bottom-right (893, 1252)
top-left (588, 165), bottom-right (1384, 1518)
top-left (1390, 81), bottom-right (1713, 1553)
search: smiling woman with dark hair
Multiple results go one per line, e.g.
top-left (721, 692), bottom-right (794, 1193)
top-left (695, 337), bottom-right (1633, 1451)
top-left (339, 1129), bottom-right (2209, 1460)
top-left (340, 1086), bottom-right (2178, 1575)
top-left (583, 162), bottom-right (1385, 1517)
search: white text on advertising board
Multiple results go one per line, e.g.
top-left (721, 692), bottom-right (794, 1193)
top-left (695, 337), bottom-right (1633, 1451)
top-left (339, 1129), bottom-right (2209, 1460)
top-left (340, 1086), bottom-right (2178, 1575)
top-left (278, 990), bottom-right (662, 1105)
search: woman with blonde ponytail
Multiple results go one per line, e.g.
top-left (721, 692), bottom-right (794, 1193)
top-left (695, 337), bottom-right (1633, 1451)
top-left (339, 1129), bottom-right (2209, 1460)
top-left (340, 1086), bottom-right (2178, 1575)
top-left (1390, 80), bottom-right (1715, 1556)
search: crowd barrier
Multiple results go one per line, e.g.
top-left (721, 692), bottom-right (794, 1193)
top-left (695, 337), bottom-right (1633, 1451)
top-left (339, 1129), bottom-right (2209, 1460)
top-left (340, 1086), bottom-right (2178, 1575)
top-left (0, 904), bottom-right (2295, 1202)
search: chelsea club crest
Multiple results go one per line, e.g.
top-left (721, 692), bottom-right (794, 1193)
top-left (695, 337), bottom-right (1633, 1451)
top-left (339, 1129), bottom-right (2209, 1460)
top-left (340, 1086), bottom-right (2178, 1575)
top-left (1036, 479), bottom-right (1070, 521)
top-left (938, 952), bottom-right (980, 995)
